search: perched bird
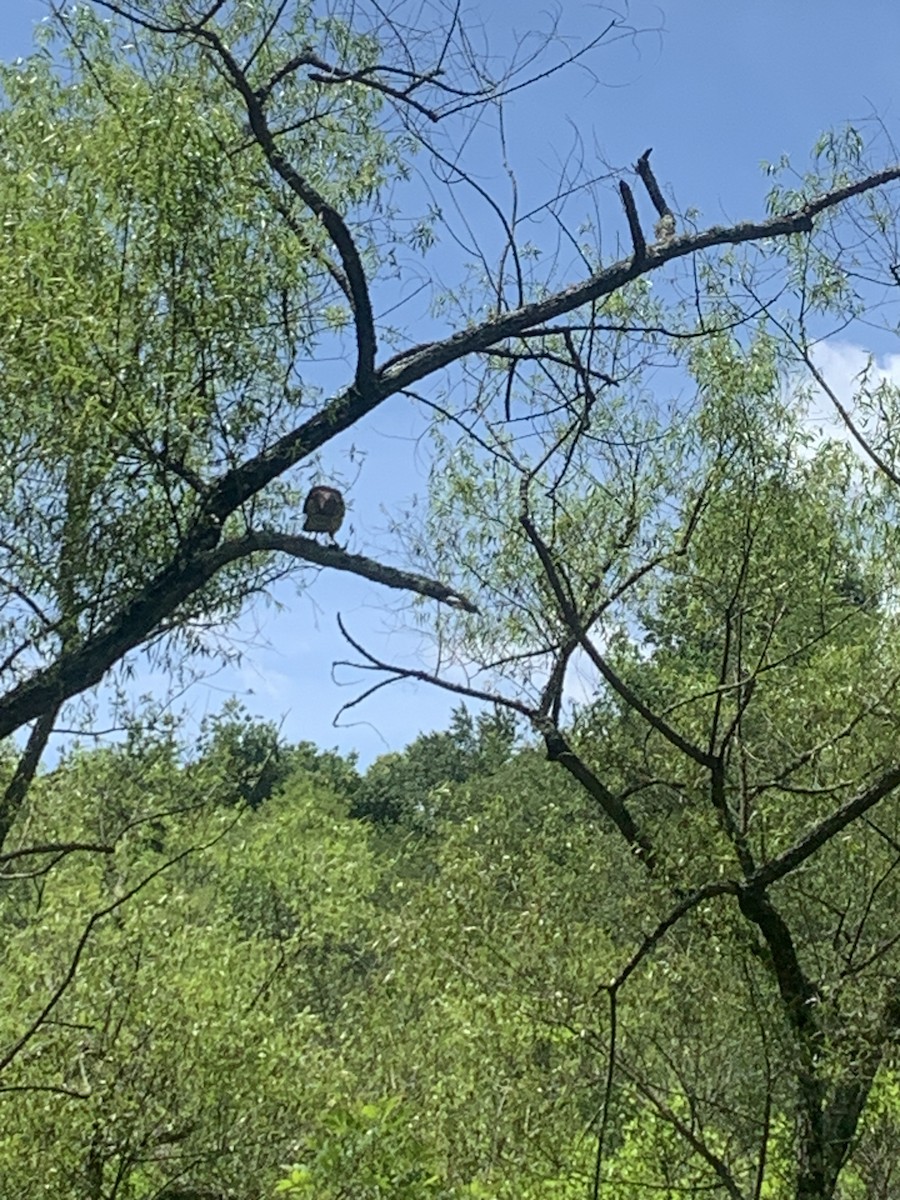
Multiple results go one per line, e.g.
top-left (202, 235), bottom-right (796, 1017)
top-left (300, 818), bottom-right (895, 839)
top-left (653, 212), bottom-right (676, 245)
top-left (303, 485), bottom-right (345, 541)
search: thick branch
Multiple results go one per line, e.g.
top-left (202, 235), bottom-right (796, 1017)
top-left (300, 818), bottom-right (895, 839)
top-left (618, 180), bottom-right (646, 259)
top-left (0, 530), bottom-right (474, 743)
top-left (215, 530), bottom-right (478, 611)
top-left (0, 524), bottom-right (223, 743)
top-left (635, 148), bottom-right (672, 219)
top-left (749, 763), bottom-right (900, 891)
top-left (0, 705), bottom-right (59, 847)
top-left (737, 884), bottom-right (826, 1199)
top-left (822, 982), bottom-right (900, 1190)
top-left (198, 28), bottom-right (377, 389)
top-left (737, 887), bottom-right (819, 1026)
top-left (0, 171), bottom-right (898, 743)
top-left (725, 763), bottom-right (900, 1196)
top-left (210, 168), bottom-right (900, 524)
top-left (540, 723), bottom-right (655, 867)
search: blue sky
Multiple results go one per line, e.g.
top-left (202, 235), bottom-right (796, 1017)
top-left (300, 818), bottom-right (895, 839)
top-left (3, 2), bottom-right (899, 765)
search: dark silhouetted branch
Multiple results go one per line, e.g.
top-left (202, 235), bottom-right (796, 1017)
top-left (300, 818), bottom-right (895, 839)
top-left (618, 180), bottom-right (645, 259)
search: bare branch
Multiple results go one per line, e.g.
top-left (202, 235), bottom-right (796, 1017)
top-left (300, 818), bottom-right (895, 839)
top-left (618, 180), bottom-right (646, 260)
top-left (334, 618), bottom-right (653, 862)
top-left (196, 27), bottom-right (377, 390)
top-left (213, 530), bottom-right (478, 612)
top-left (334, 614), bottom-right (535, 722)
top-left (635, 147), bottom-right (672, 220)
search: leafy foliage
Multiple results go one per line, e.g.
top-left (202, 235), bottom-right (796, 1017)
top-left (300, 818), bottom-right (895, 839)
top-left (349, 706), bottom-right (517, 828)
top-left (3, 3), bottom-right (900, 1199)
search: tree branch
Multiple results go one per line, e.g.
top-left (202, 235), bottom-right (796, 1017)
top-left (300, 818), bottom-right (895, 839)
top-left (611, 881), bottom-right (739, 989)
top-left (0, 529), bottom-right (474, 743)
top-left (519, 507), bottom-right (718, 771)
top-left (635, 148), bottom-right (672, 220)
top-left (197, 27), bottom-right (378, 390)
top-left (539, 721), bottom-right (655, 867)
top-left (212, 530), bottom-right (478, 611)
top-left (0, 704), bottom-right (59, 848)
top-left (0, 170), bottom-right (898, 743)
top-left (618, 180), bottom-right (645, 259)
top-left (749, 763), bottom-right (900, 891)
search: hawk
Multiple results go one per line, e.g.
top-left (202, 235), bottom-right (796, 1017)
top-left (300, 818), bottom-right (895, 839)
top-left (303, 485), bottom-right (345, 540)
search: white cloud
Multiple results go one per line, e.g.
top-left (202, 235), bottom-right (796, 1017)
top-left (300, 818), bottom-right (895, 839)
top-left (798, 340), bottom-right (900, 455)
